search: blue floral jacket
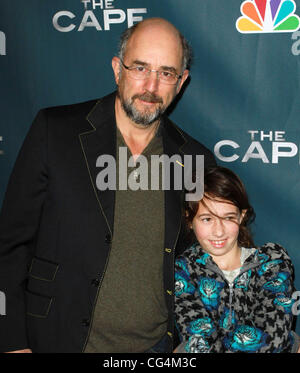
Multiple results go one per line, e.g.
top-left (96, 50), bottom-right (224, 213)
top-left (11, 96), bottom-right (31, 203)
top-left (175, 242), bottom-right (298, 353)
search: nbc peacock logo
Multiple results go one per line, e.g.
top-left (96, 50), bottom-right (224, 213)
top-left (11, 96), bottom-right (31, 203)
top-left (236, 0), bottom-right (300, 33)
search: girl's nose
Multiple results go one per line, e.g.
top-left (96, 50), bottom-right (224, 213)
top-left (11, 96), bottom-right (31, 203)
top-left (212, 219), bottom-right (225, 237)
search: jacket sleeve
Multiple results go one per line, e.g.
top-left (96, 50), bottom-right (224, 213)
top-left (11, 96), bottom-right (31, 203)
top-left (242, 243), bottom-right (296, 353)
top-left (0, 110), bottom-right (48, 352)
top-left (175, 256), bottom-right (228, 353)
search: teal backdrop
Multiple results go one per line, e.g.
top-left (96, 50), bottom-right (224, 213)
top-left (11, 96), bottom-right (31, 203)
top-left (1, 0), bottom-right (300, 335)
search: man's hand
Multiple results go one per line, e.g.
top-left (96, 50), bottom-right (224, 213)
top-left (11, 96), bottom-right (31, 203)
top-left (6, 349), bottom-right (32, 353)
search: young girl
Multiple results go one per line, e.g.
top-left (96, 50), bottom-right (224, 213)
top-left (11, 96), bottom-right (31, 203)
top-left (175, 166), bottom-right (299, 353)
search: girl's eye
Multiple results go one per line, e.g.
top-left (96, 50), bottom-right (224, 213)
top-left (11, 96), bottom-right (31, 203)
top-left (201, 217), bottom-right (211, 222)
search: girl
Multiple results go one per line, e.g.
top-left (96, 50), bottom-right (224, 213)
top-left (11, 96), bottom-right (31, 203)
top-left (175, 166), bottom-right (299, 353)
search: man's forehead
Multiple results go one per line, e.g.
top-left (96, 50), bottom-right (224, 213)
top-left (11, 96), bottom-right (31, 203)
top-left (133, 18), bottom-right (181, 39)
top-left (131, 29), bottom-right (181, 48)
top-left (124, 33), bottom-right (183, 69)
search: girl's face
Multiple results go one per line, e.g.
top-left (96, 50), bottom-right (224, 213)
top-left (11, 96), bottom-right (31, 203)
top-left (192, 197), bottom-right (245, 258)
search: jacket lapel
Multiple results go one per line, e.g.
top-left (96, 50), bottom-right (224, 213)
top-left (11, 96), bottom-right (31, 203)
top-left (79, 92), bottom-right (116, 234)
top-left (161, 118), bottom-right (187, 250)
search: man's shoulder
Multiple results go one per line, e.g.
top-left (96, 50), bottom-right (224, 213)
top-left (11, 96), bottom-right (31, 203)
top-left (42, 98), bottom-right (97, 118)
top-left (41, 91), bottom-right (115, 121)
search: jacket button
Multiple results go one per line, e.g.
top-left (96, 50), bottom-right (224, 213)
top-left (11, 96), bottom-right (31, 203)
top-left (105, 234), bottom-right (112, 243)
top-left (91, 278), bottom-right (100, 287)
top-left (165, 248), bottom-right (172, 253)
top-left (82, 319), bottom-right (90, 327)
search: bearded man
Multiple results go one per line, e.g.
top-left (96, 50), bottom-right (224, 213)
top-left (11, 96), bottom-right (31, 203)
top-left (0, 18), bottom-right (215, 353)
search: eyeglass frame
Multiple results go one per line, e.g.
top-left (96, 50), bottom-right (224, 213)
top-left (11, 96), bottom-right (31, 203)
top-left (119, 59), bottom-right (183, 84)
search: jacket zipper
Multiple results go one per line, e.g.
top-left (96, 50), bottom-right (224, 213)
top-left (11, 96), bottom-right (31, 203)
top-left (205, 261), bottom-right (261, 329)
top-left (228, 283), bottom-right (234, 326)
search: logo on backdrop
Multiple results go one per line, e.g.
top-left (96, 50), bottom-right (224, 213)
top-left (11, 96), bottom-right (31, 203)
top-left (214, 130), bottom-right (299, 164)
top-left (53, 0), bottom-right (147, 32)
top-left (236, 0), bottom-right (300, 33)
top-left (0, 31), bottom-right (6, 55)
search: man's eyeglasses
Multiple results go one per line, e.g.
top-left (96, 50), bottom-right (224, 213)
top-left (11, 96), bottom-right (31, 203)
top-left (120, 59), bottom-right (182, 85)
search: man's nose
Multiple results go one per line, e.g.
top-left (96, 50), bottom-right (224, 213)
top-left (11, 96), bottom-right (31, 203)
top-left (143, 70), bottom-right (160, 92)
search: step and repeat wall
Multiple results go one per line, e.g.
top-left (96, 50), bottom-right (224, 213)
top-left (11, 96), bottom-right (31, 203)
top-left (1, 0), bottom-right (300, 334)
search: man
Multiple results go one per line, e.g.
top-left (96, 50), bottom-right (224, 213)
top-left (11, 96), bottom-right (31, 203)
top-left (0, 18), bottom-right (215, 353)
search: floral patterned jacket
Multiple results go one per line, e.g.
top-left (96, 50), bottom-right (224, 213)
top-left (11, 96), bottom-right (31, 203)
top-left (175, 242), bottom-right (298, 353)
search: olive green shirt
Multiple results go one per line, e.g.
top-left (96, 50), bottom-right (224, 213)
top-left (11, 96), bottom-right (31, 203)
top-left (84, 127), bottom-right (167, 352)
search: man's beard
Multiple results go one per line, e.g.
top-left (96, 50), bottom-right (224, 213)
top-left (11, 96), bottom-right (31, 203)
top-left (119, 91), bottom-right (165, 127)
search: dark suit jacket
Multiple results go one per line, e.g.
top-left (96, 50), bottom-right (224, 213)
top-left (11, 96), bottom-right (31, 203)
top-left (0, 92), bottom-right (216, 352)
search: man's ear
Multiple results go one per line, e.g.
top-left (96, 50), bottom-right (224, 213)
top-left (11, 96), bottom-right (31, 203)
top-left (112, 56), bottom-right (121, 85)
top-left (176, 69), bottom-right (189, 94)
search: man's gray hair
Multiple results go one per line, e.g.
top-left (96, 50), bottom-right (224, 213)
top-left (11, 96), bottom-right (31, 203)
top-left (117, 22), bottom-right (193, 72)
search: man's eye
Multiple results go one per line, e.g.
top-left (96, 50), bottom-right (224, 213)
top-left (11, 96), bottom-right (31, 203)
top-left (201, 217), bottom-right (211, 222)
top-left (161, 71), bottom-right (173, 78)
top-left (135, 66), bottom-right (146, 72)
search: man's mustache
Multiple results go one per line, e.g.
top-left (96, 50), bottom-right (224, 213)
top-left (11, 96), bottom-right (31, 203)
top-left (132, 92), bottom-right (163, 104)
